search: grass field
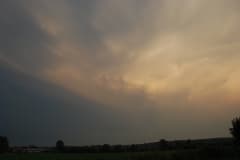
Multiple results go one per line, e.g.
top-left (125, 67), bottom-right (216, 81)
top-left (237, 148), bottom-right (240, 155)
top-left (0, 149), bottom-right (239, 160)
top-left (0, 152), bottom-right (132, 160)
top-left (0, 152), bottom-right (133, 160)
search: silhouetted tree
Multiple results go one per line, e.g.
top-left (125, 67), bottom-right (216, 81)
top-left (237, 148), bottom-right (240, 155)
top-left (230, 117), bottom-right (240, 144)
top-left (113, 145), bottom-right (123, 152)
top-left (129, 144), bottom-right (137, 152)
top-left (182, 139), bottom-right (194, 149)
top-left (56, 140), bottom-right (65, 152)
top-left (102, 144), bottom-right (110, 152)
top-left (159, 139), bottom-right (168, 150)
top-left (0, 136), bottom-right (9, 153)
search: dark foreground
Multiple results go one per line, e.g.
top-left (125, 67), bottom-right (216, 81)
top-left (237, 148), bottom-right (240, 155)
top-left (1, 149), bottom-right (240, 160)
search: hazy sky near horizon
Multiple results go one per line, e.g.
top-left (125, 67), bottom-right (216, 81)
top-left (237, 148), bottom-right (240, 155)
top-left (1, 0), bottom-right (240, 146)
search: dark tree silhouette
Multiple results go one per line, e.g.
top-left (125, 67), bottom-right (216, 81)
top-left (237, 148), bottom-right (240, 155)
top-left (158, 139), bottom-right (168, 150)
top-left (102, 144), bottom-right (110, 152)
top-left (230, 117), bottom-right (240, 144)
top-left (0, 136), bottom-right (9, 153)
top-left (56, 140), bottom-right (65, 152)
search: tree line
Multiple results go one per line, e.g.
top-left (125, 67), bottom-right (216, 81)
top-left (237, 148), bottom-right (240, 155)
top-left (1, 117), bottom-right (240, 153)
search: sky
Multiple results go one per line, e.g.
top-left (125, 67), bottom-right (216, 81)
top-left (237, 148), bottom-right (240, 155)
top-left (1, 0), bottom-right (240, 146)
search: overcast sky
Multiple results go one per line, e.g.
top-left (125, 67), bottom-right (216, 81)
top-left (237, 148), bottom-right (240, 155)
top-left (1, 0), bottom-right (240, 146)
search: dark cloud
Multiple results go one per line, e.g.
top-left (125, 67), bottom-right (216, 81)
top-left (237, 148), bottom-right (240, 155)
top-left (0, 63), bottom-right (164, 146)
top-left (1, 0), bottom-right (240, 146)
top-left (0, 0), bottom-right (54, 71)
top-left (1, 62), bottom-right (238, 146)
top-left (0, 63), bottom-right (117, 145)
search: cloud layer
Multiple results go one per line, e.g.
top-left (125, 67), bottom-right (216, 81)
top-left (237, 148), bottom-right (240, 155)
top-left (1, 0), bottom-right (240, 145)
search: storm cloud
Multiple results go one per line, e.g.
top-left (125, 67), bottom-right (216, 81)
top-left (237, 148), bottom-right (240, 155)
top-left (1, 0), bottom-right (240, 145)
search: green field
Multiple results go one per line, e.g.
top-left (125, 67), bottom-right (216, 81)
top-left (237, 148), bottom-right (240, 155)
top-left (0, 149), bottom-right (239, 160)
